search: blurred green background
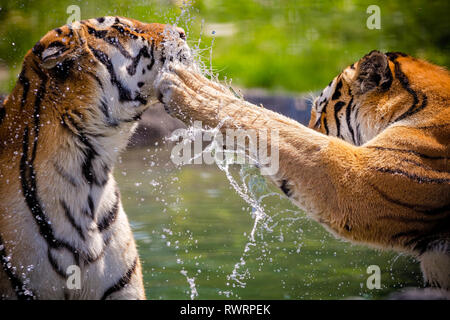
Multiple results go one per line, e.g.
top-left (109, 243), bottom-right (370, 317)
top-left (0, 0), bottom-right (447, 299)
top-left (0, 0), bottom-right (449, 93)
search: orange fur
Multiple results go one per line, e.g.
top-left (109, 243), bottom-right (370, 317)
top-left (157, 51), bottom-right (449, 291)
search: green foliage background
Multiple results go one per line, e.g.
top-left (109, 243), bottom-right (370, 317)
top-left (0, 0), bottom-right (448, 93)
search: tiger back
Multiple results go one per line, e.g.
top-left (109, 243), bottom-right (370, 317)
top-left (309, 51), bottom-right (450, 290)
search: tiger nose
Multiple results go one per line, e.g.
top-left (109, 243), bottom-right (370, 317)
top-left (175, 27), bottom-right (186, 40)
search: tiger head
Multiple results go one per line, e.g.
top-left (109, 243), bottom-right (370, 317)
top-left (9, 16), bottom-right (191, 137)
top-left (308, 50), bottom-right (445, 145)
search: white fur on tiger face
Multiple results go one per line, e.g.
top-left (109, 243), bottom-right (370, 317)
top-left (0, 17), bottom-right (190, 299)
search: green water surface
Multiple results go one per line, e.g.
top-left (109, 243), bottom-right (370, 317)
top-left (115, 147), bottom-right (423, 300)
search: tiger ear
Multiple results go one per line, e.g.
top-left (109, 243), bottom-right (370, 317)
top-left (40, 41), bottom-right (77, 69)
top-left (356, 50), bottom-right (392, 93)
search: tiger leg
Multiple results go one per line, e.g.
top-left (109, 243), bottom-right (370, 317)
top-left (419, 243), bottom-right (450, 291)
top-left (156, 66), bottom-right (449, 290)
top-left (101, 257), bottom-right (145, 300)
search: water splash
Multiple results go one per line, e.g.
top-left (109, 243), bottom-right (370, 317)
top-left (180, 269), bottom-right (198, 300)
top-left (159, 1), bottom-right (290, 297)
top-left (167, 117), bottom-right (282, 292)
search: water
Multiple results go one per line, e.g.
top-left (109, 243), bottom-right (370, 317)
top-left (124, 3), bottom-right (420, 299)
top-left (116, 147), bottom-right (423, 300)
top-left (127, 10), bottom-right (422, 296)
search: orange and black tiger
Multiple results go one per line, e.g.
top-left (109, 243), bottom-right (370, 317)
top-left (156, 50), bottom-right (449, 295)
top-left (0, 16), bottom-right (189, 299)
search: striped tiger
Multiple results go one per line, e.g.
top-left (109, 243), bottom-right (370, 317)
top-left (0, 17), bottom-right (190, 299)
top-left (156, 50), bottom-right (450, 293)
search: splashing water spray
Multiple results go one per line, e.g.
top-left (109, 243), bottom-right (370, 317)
top-left (159, 2), bottom-right (297, 299)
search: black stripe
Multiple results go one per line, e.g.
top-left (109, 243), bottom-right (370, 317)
top-left (353, 107), bottom-right (362, 146)
top-left (391, 60), bottom-right (428, 122)
top-left (414, 123), bottom-right (450, 130)
top-left (407, 233), bottom-right (450, 255)
top-left (366, 146), bottom-right (446, 160)
top-left (67, 25), bottom-right (74, 38)
top-left (104, 36), bottom-right (132, 59)
top-left (392, 229), bottom-right (421, 241)
top-left (112, 20), bottom-right (147, 35)
top-left (323, 116), bottom-right (329, 135)
top-left (401, 158), bottom-right (449, 174)
top-left (82, 207), bottom-right (93, 219)
top-left (20, 67), bottom-right (84, 280)
top-left (344, 97), bottom-right (356, 144)
top-left (86, 25), bottom-right (108, 39)
top-left (386, 51), bottom-right (408, 61)
top-left (64, 113), bottom-right (104, 187)
top-left (313, 116), bottom-right (321, 129)
top-left (320, 96), bottom-right (330, 135)
top-left (47, 40), bottom-right (67, 49)
top-left (100, 98), bottom-right (110, 119)
top-left (0, 234), bottom-right (35, 300)
top-left (61, 200), bottom-right (86, 240)
top-left (333, 101), bottom-right (346, 138)
top-left (19, 70), bottom-right (63, 248)
top-left (147, 40), bottom-right (155, 71)
top-left (331, 80), bottom-right (342, 100)
top-left (111, 24), bottom-right (139, 39)
top-left (20, 127), bottom-right (76, 252)
top-left (88, 45), bottom-right (147, 105)
top-left (18, 72), bottom-right (80, 269)
top-left (126, 46), bottom-right (150, 76)
top-left (53, 161), bottom-right (78, 187)
top-left (280, 180), bottom-right (292, 197)
top-left (101, 257), bottom-right (138, 300)
top-left (120, 109), bottom-right (146, 123)
top-left (49, 58), bottom-right (74, 82)
top-left (397, 216), bottom-right (450, 254)
top-left (0, 105), bottom-right (5, 127)
top-left (371, 184), bottom-right (450, 215)
top-left (81, 139), bottom-right (99, 186)
top-left (32, 41), bottom-right (44, 57)
top-left (98, 190), bottom-right (120, 232)
top-left (99, 98), bottom-right (119, 127)
top-left (85, 70), bottom-right (104, 90)
top-left (397, 93), bottom-right (428, 123)
top-left (20, 127), bottom-right (53, 241)
top-left (47, 249), bottom-right (68, 278)
top-left (88, 195), bottom-right (95, 219)
top-left (23, 126), bottom-right (102, 264)
top-left (377, 215), bottom-right (442, 224)
top-left (375, 167), bottom-right (450, 184)
top-left (89, 45), bottom-right (132, 102)
top-left (18, 68), bottom-right (30, 110)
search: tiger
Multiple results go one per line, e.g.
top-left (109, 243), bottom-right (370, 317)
top-left (155, 50), bottom-right (450, 294)
top-left (0, 16), bottom-right (190, 299)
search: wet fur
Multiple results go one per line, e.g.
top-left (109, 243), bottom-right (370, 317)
top-left (157, 51), bottom-right (449, 293)
top-left (0, 16), bottom-right (189, 299)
